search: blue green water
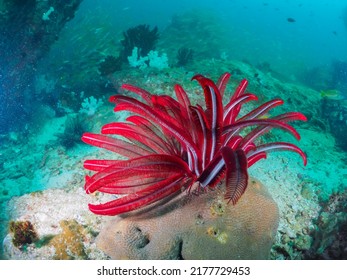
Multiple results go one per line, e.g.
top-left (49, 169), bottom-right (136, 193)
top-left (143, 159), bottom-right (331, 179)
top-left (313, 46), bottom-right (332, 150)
top-left (71, 0), bottom-right (347, 75)
top-left (0, 0), bottom-right (346, 259)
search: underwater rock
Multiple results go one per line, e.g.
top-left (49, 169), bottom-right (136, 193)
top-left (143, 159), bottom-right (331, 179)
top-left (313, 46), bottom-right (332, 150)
top-left (96, 178), bottom-right (279, 260)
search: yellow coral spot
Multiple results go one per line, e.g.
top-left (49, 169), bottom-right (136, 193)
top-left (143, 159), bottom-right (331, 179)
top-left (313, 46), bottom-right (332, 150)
top-left (206, 227), bottom-right (228, 244)
top-left (207, 226), bottom-right (218, 237)
top-left (217, 232), bottom-right (228, 244)
top-left (210, 199), bottom-right (225, 216)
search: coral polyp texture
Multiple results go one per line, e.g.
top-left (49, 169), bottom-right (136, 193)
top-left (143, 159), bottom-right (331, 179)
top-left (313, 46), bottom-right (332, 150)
top-left (82, 72), bottom-right (307, 216)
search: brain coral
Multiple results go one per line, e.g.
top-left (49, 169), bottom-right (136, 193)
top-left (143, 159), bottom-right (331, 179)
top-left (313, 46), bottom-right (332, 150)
top-left (96, 178), bottom-right (279, 259)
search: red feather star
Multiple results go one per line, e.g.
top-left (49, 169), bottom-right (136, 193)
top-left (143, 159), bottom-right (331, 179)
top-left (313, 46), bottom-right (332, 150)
top-left (82, 72), bottom-right (307, 216)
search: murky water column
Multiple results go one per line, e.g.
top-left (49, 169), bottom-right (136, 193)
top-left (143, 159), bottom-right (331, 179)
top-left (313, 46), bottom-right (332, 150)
top-left (0, 0), bottom-right (83, 259)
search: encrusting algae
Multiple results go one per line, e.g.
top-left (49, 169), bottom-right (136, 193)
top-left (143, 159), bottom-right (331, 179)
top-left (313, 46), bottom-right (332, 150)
top-left (9, 220), bottom-right (38, 248)
top-left (49, 219), bottom-right (87, 260)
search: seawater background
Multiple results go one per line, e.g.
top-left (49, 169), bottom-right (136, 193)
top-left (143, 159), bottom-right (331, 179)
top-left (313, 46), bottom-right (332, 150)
top-left (1, 0), bottom-right (347, 259)
top-left (70, 0), bottom-right (347, 77)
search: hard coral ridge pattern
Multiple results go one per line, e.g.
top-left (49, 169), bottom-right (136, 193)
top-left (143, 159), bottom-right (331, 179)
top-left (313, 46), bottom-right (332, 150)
top-left (96, 179), bottom-right (279, 259)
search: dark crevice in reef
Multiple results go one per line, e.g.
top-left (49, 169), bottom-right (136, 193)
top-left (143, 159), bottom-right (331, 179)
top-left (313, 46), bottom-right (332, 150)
top-left (176, 240), bottom-right (184, 260)
top-left (134, 227), bottom-right (150, 249)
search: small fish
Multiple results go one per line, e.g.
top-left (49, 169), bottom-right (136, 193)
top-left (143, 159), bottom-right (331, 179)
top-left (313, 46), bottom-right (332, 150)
top-left (332, 31), bottom-right (337, 36)
top-left (287, 17), bottom-right (296, 22)
top-left (320, 89), bottom-right (343, 100)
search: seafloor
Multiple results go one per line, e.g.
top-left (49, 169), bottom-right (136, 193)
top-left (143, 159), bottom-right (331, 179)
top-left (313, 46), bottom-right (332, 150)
top-left (1, 59), bottom-right (346, 260)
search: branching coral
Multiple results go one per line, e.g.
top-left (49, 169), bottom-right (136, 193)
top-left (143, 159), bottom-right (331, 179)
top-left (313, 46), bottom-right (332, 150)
top-left (128, 47), bottom-right (169, 70)
top-left (79, 96), bottom-right (103, 116)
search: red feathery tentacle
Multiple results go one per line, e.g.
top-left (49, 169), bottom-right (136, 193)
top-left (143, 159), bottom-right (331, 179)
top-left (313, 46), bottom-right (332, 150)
top-left (247, 142), bottom-right (307, 166)
top-left (101, 122), bottom-right (168, 154)
top-left (84, 154), bottom-right (192, 194)
top-left (98, 176), bottom-right (172, 194)
top-left (81, 132), bottom-right (150, 158)
top-left (223, 93), bottom-right (258, 124)
top-left (121, 84), bottom-right (153, 104)
top-left (196, 152), bottom-right (225, 188)
top-left (88, 175), bottom-right (190, 216)
top-left (192, 75), bottom-right (223, 159)
top-left (110, 95), bottom-right (198, 152)
top-left (217, 72), bottom-right (231, 98)
top-left (84, 159), bottom-right (124, 171)
top-left (174, 84), bottom-right (191, 119)
top-left (238, 99), bottom-right (284, 121)
top-left (238, 112), bottom-right (307, 149)
top-left (126, 115), bottom-right (178, 155)
top-left (227, 79), bottom-right (248, 123)
top-left (224, 119), bottom-right (302, 142)
top-left (247, 152), bottom-right (267, 167)
top-left (222, 148), bottom-right (249, 205)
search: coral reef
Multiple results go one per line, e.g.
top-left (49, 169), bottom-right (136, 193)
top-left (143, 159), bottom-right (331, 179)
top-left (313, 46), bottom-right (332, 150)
top-left (96, 179), bottom-right (279, 259)
top-left (304, 190), bottom-right (347, 259)
top-left (9, 220), bottom-right (38, 248)
top-left (2, 64), bottom-right (346, 260)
